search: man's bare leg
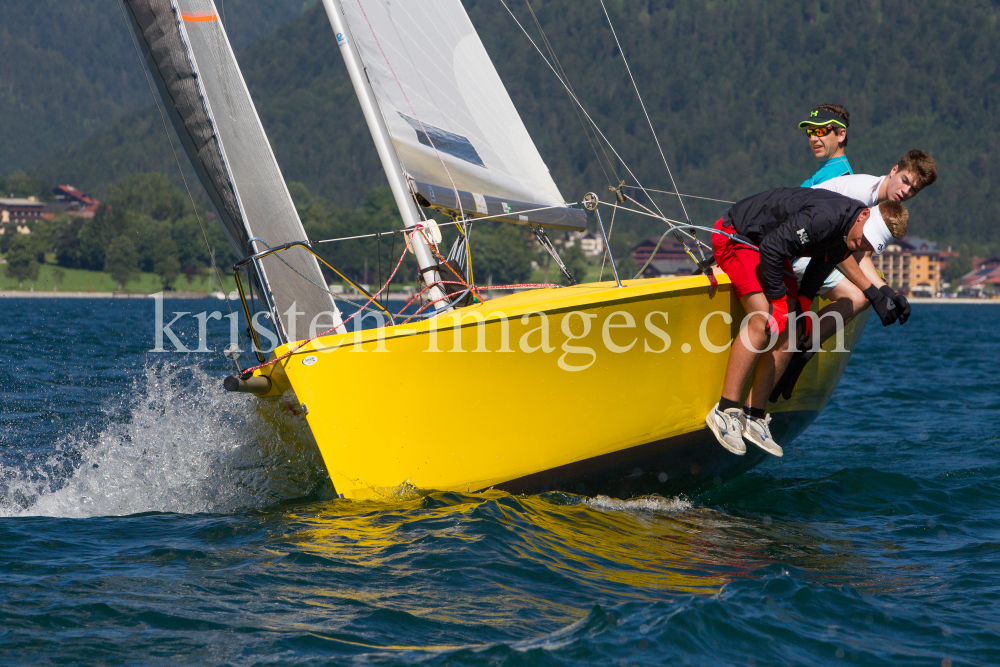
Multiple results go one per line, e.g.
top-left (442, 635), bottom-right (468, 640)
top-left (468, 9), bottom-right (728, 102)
top-left (749, 343), bottom-right (777, 411)
top-left (717, 291), bottom-right (788, 456)
top-left (817, 280), bottom-right (870, 339)
top-left (722, 292), bottom-right (779, 406)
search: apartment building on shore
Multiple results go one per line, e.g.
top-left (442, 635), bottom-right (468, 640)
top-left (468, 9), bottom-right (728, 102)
top-left (873, 236), bottom-right (944, 296)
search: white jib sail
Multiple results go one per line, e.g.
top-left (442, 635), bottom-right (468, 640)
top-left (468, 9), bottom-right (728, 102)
top-left (336, 0), bottom-right (570, 212)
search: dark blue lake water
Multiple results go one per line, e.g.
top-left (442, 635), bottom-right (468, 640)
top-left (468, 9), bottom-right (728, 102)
top-left (1, 297), bottom-right (997, 666)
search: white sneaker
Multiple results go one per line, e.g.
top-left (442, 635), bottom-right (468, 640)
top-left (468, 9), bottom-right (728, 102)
top-left (705, 403), bottom-right (747, 455)
top-left (743, 414), bottom-right (783, 457)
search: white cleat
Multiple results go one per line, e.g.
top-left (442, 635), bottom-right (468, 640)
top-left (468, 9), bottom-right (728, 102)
top-left (705, 403), bottom-right (747, 456)
top-left (743, 414), bottom-right (784, 457)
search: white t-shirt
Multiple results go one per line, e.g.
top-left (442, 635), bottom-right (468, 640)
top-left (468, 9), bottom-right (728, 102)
top-left (812, 173), bottom-right (885, 206)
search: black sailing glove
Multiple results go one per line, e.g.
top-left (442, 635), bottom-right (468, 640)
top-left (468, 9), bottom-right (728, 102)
top-left (863, 284), bottom-right (899, 326)
top-left (880, 285), bottom-right (911, 324)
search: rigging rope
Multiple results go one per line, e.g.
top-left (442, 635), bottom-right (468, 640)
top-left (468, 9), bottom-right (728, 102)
top-left (597, 0), bottom-right (693, 231)
top-left (617, 193), bottom-right (710, 251)
top-left (496, 0), bottom-right (708, 269)
top-left (595, 0), bottom-right (718, 284)
top-left (414, 226), bottom-right (485, 304)
top-left (623, 185), bottom-right (736, 205)
top-left (310, 203), bottom-right (579, 245)
top-left (496, 1), bottom-right (657, 207)
top-left (240, 225), bottom-right (416, 374)
top-left (597, 201), bottom-right (759, 250)
top-left (241, 248), bottom-right (562, 374)
top-left (522, 0), bottom-right (619, 188)
top-left (244, 237), bottom-right (393, 323)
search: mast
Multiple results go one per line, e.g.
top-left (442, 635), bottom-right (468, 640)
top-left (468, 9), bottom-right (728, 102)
top-left (320, 0), bottom-right (447, 308)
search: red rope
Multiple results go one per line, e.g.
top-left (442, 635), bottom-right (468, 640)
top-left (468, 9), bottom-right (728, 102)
top-left (397, 281), bottom-right (561, 325)
top-left (412, 226), bottom-right (486, 304)
top-left (241, 228), bottom-right (415, 373)
top-left (483, 283), bottom-right (560, 290)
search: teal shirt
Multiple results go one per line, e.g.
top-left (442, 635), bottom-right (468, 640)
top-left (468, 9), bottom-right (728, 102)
top-left (801, 156), bottom-right (854, 187)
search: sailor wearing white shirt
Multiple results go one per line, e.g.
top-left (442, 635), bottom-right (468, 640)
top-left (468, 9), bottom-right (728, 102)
top-left (766, 150), bottom-right (938, 402)
top-left (792, 161), bottom-right (931, 292)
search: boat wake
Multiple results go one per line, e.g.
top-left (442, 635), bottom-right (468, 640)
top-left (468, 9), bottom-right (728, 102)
top-left (0, 362), bottom-right (334, 518)
top-left (586, 494), bottom-right (693, 514)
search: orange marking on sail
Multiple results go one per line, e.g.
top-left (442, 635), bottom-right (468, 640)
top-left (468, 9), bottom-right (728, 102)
top-left (181, 11), bottom-right (218, 22)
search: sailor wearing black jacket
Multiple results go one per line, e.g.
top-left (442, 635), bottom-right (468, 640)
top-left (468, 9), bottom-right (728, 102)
top-left (729, 187), bottom-right (884, 302)
top-left (704, 187), bottom-right (910, 459)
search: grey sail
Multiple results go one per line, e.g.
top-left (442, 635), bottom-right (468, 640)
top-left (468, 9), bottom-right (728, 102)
top-left (121, 0), bottom-right (341, 341)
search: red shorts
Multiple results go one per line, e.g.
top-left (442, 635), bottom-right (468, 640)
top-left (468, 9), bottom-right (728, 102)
top-left (712, 218), bottom-right (798, 301)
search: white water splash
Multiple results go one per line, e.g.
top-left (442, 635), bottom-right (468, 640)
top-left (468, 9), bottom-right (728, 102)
top-left (0, 363), bottom-right (334, 518)
top-left (586, 494), bottom-right (693, 514)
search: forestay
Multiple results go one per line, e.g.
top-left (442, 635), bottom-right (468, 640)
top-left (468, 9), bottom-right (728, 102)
top-left (338, 0), bottom-right (585, 230)
top-left (122, 0), bottom-right (342, 340)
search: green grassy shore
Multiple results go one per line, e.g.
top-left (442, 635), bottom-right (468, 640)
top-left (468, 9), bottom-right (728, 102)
top-left (0, 263), bottom-right (236, 294)
top-left (4, 257), bottom-right (620, 295)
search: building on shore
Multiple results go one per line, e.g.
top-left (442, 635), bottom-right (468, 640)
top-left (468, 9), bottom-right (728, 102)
top-left (0, 197), bottom-right (44, 234)
top-left (2, 185), bottom-right (102, 235)
top-left (51, 185), bottom-right (100, 218)
top-left (563, 230), bottom-right (605, 257)
top-left (958, 257), bottom-right (1000, 297)
top-left (577, 231), bottom-right (605, 257)
top-left (631, 236), bottom-right (693, 278)
top-left (872, 235), bottom-right (944, 296)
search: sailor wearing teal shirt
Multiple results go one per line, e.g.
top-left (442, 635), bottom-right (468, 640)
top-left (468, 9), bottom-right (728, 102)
top-left (798, 105), bottom-right (852, 187)
top-left (792, 105), bottom-right (854, 294)
top-left (801, 155), bottom-right (853, 187)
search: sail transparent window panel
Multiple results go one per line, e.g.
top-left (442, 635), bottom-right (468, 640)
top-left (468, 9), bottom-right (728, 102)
top-left (339, 0), bottom-right (571, 212)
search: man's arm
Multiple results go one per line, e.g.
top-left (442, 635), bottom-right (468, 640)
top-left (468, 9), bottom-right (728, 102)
top-left (856, 251), bottom-right (885, 288)
top-left (835, 254), bottom-right (873, 291)
top-left (756, 221), bottom-right (807, 300)
top-left (850, 250), bottom-right (910, 325)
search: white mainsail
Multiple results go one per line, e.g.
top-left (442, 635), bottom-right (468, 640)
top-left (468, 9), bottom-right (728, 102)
top-left (122, 0), bottom-right (343, 341)
top-left (330, 0), bottom-right (585, 230)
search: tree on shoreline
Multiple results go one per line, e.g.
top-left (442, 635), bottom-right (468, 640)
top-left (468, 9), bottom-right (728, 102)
top-left (4, 235), bottom-right (40, 284)
top-left (104, 236), bottom-right (139, 290)
top-left (153, 235), bottom-right (180, 290)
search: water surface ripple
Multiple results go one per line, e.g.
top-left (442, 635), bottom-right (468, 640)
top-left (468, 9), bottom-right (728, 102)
top-left (1, 299), bottom-right (997, 666)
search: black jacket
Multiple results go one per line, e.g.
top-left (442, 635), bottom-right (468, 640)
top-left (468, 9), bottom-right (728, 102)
top-left (724, 187), bottom-right (867, 300)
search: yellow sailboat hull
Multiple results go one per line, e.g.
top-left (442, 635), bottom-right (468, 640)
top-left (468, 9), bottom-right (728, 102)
top-left (252, 275), bottom-right (867, 499)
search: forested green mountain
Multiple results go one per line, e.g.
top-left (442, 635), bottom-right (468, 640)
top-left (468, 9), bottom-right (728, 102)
top-left (0, 0), bottom-right (316, 171)
top-left (15, 0), bottom-right (1000, 249)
